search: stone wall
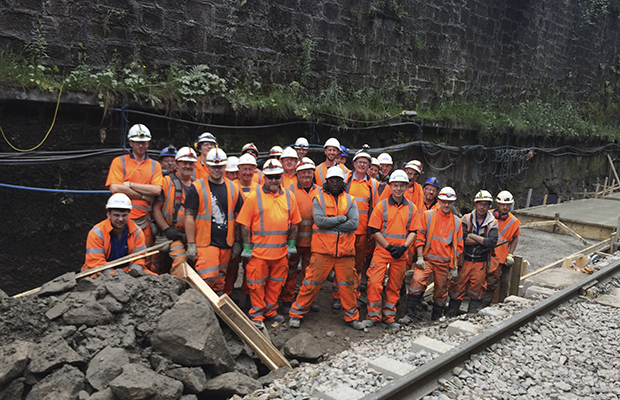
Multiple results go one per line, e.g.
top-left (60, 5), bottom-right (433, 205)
top-left (1, 0), bottom-right (619, 106)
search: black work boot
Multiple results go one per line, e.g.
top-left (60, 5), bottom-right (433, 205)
top-left (446, 300), bottom-right (462, 317)
top-left (468, 299), bottom-right (481, 313)
top-left (431, 304), bottom-right (444, 321)
top-left (480, 296), bottom-right (493, 308)
top-left (405, 295), bottom-right (421, 316)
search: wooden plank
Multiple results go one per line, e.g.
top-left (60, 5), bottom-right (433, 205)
top-left (607, 154), bottom-right (620, 187)
top-left (519, 220), bottom-right (557, 229)
top-left (556, 221), bottom-right (590, 246)
top-left (509, 255), bottom-right (523, 296)
top-left (603, 177), bottom-right (609, 196)
top-left (180, 263), bottom-right (290, 370)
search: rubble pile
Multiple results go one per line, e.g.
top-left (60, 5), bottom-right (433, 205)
top-left (0, 271), bottom-right (290, 400)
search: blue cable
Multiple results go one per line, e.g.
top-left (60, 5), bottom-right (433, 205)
top-left (0, 183), bottom-right (109, 194)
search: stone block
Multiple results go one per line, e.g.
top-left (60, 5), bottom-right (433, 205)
top-left (447, 320), bottom-right (484, 336)
top-left (367, 355), bottom-right (414, 377)
top-left (410, 335), bottom-right (454, 354)
top-left (595, 294), bottom-right (620, 308)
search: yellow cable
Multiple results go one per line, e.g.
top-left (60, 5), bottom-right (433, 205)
top-left (0, 84), bottom-right (63, 152)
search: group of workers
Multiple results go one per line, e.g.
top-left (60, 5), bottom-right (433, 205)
top-left (83, 124), bottom-right (521, 330)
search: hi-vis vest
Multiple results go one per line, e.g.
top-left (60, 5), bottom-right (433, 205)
top-left (249, 187), bottom-right (293, 258)
top-left (421, 209), bottom-right (461, 267)
top-left (311, 190), bottom-right (356, 257)
top-left (373, 198), bottom-right (415, 251)
top-left (315, 162), bottom-right (346, 186)
top-left (494, 212), bottom-right (520, 263)
top-left (345, 173), bottom-right (379, 235)
top-left (161, 174), bottom-right (188, 231)
top-left (83, 219), bottom-right (146, 272)
top-left (194, 178), bottom-right (240, 247)
top-left (289, 182), bottom-right (318, 248)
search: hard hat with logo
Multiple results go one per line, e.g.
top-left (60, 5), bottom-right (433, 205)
top-left (404, 160), bottom-right (423, 174)
top-left (338, 145), bottom-right (349, 157)
top-left (159, 145), bottom-right (177, 159)
top-left (438, 187), bottom-right (457, 201)
top-left (226, 156), bottom-right (239, 172)
top-left (371, 157), bottom-right (380, 167)
top-left (269, 145), bottom-right (283, 158)
top-left (296, 157), bottom-right (316, 172)
top-left (389, 169), bottom-right (409, 183)
top-left (495, 190), bottom-right (514, 204)
top-left (175, 146), bottom-right (198, 162)
top-left (127, 124), bottom-right (151, 141)
top-left (242, 143), bottom-right (259, 155)
top-left (377, 153), bottom-right (393, 165)
top-left (263, 159), bottom-right (284, 175)
top-left (326, 166), bottom-right (345, 180)
top-left (353, 152), bottom-right (372, 162)
top-left (474, 190), bottom-right (493, 203)
top-left (237, 153), bottom-right (257, 166)
top-left (197, 132), bottom-right (217, 145)
top-left (280, 146), bottom-right (298, 159)
top-left (106, 193), bottom-right (133, 210)
top-left (423, 177), bottom-right (441, 189)
top-left (323, 138), bottom-right (341, 150)
top-left (294, 137), bottom-right (309, 149)
top-left (206, 148), bottom-right (227, 166)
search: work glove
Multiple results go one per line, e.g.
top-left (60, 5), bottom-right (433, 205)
top-left (164, 227), bottom-right (181, 241)
top-left (186, 243), bottom-right (197, 263)
top-left (448, 268), bottom-right (458, 281)
top-left (415, 258), bottom-right (425, 270)
top-left (241, 243), bottom-right (254, 259)
top-left (386, 244), bottom-right (397, 258)
top-left (505, 254), bottom-right (515, 267)
top-left (287, 239), bottom-right (297, 256)
top-left (231, 242), bottom-right (243, 259)
top-left (392, 245), bottom-right (408, 259)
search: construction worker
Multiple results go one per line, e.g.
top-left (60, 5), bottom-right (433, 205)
top-left (194, 132), bottom-right (218, 180)
top-left (289, 166), bottom-right (365, 330)
top-left (401, 186), bottom-right (463, 323)
top-left (280, 147), bottom-right (299, 188)
top-left (159, 145), bottom-right (177, 176)
top-left (241, 143), bottom-right (264, 184)
top-left (83, 193), bottom-right (147, 273)
top-left (106, 124), bottom-right (163, 271)
top-left (376, 153), bottom-right (393, 184)
top-left (378, 160), bottom-right (423, 206)
top-left (481, 191), bottom-right (520, 307)
top-left (269, 145), bottom-right (283, 159)
top-left (151, 147), bottom-right (197, 277)
top-left (369, 157), bottom-right (380, 180)
top-left (315, 138), bottom-right (345, 186)
top-left (280, 157), bottom-right (319, 313)
top-left (421, 177), bottom-right (441, 211)
top-left (226, 156), bottom-right (239, 180)
top-left (336, 145), bottom-right (350, 174)
top-left (184, 148), bottom-right (244, 294)
top-left (294, 137), bottom-right (310, 159)
top-left (365, 170), bottom-right (420, 329)
top-left (237, 159), bottom-right (302, 328)
top-left (448, 190), bottom-right (498, 315)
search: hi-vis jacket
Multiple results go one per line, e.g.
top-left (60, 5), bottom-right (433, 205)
top-left (416, 209), bottom-right (464, 268)
top-left (369, 196), bottom-right (420, 257)
top-left (193, 178), bottom-right (241, 248)
top-left (493, 212), bottom-right (520, 263)
top-left (82, 219), bottom-right (146, 272)
top-left (314, 162), bottom-right (346, 186)
top-left (344, 172), bottom-right (379, 235)
top-left (160, 174), bottom-right (190, 231)
top-left (311, 189), bottom-right (359, 257)
top-left (288, 182), bottom-right (319, 248)
top-left (462, 210), bottom-right (499, 262)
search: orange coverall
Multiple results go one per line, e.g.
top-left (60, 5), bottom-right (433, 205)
top-left (83, 219), bottom-right (147, 273)
top-left (483, 212), bottom-right (520, 303)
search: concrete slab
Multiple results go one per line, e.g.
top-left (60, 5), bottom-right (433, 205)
top-left (446, 320), bottom-right (483, 336)
top-left (314, 383), bottom-right (364, 400)
top-left (595, 294), bottom-right (620, 308)
top-left (410, 335), bottom-right (454, 354)
top-left (605, 192), bottom-right (620, 201)
top-left (516, 198), bottom-right (620, 227)
top-left (367, 356), bottom-right (415, 377)
top-left (522, 268), bottom-right (587, 292)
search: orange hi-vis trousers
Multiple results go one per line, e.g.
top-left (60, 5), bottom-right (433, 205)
top-left (290, 253), bottom-right (359, 322)
top-left (281, 246), bottom-right (311, 303)
top-left (224, 256), bottom-right (250, 296)
top-left (195, 247), bottom-right (231, 294)
top-left (333, 235), bottom-right (366, 300)
top-left (366, 252), bottom-right (407, 323)
top-left (151, 239), bottom-right (187, 278)
top-left (449, 260), bottom-right (488, 301)
top-left (408, 260), bottom-right (452, 307)
top-left (246, 256), bottom-right (288, 321)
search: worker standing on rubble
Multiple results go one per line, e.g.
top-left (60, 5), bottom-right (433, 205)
top-left (280, 158), bottom-right (319, 314)
top-left (448, 190), bottom-right (498, 315)
top-left (315, 138), bottom-right (345, 186)
top-left (237, 159), bottom-right (302, 329)
top-left (401, 186), bottom-right (463, 322)
top-left (194, 132), bottom-right (218, 180)
top-left (280, 147), bottom-right (299, 188)
top-left (481, 190), bottom-right (520, 307)
top-left (106, 124), bottom-right (163, 272)
top-left (83, 193), bottom-right (147, 273)
top-left (289, 166), bottom-right (365, 330)
top-left (151, 147), bottom-right (197, 278)
top-left (365, 170), bottom-right (420, 329)
top-left (184, 148), bottom-right (244, 295)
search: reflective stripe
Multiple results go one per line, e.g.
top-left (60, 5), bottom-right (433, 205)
top-left (135, 245), bottom-right (147, 252)
top-left (86, 248), bottom-right (104, 254)
top-left (121, 156), bottom-right (126, 178)
top-left (344, 309), bottom-right (357, 318)
top-left (500, 215), bottom-right (517, 237)
top-left (380, 199), bottom-right (413, 240)
top-left (384, 310), bottom-right (396, 316)
top-left (253, 242), bottom-right (286, 248)
top-left (336, 279), bottom-right (355, 286)
top-left (269, 276), bottom-right (284, 283)
top-left (128, 263), bottom-right (143, 272)
top-left (133, 204), bottom-right (152, 212)
top-left (358, 210), bottom-right (368, 215)
top-left (427, 253), bottom-right (452, 262)
top-left (368, 301), bottom-right (382, 308)
top-left (367, 310), bottom-right (381, 317)
top-left (93, 226), bottom-right (103, 241)
top-left (253, 230), bottom-right (289, 236)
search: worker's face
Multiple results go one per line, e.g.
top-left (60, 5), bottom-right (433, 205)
top-left (327, 177), bottom-right (344, 193)
top-left (208, 165), bottom-right (225, 181)
top-left (498, 203), bottom-right (512, 214)
top-left (295, 147), bottom-right (308, 158)
top-left (336, 155), bottom-right (347, 165)
top-left (238, 164), bottom-right (256, 183)
top-left (353, 158), bottom-right (370, 175)
top-left (199, 142), bottom-right (215, 158)
top-left (369, 165), bottom-right (379, 178)
top-left (281, 157), bottom-right (298, 173)
top-left (297, 169), bottom-right (314, 187)
top-left (380, 164), bottom-right (392, 176)
top-left (324, 146), bottom-right (339, 162)
top-left (439, 200), bottom-right (455, 215)
top-left (226, 171), bottom-right (238, 180)
top-left (244, 149), bottom-right (259, 159)
top-left (405, 168), bottom-right (420, 186)
top-left (423, 185), bottom-right (438, 203)
top-left (177, 161), bottom-right (195, 180)
top-left (475, 201), bottom-right (491, 218)
top-left (264, 174), bottom-right (282, 193)
top-left (390, 182), bottom-right (407, 200)
top-left (160, 157), bottom-right (177, 173)
top-left (129, 140), bottom-right (149, 157)
top-left (107, 209), bottom-right (130, 231)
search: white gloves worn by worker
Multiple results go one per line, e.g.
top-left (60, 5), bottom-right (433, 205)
top-left (448, 268), bottom-right (458, 281)
top-left (505, 254), bottom-right (515, 267)
top-left (415, 258), bottom-right (425, 270)
top-left (186, 243), bottom-right (197, 263)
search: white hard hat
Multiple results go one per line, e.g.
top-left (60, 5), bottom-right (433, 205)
top-left (206, 148), bottom-right (227, 166)
top-left (237, 153), bottom-right (257, 166)
top-left (294, 137), bottom-right (309, 149)
top-left (269, 145), bottom-right (283, 157)
top-left (280, 147), bottom-right (299, 159)
top-left (226, 156), bottom-right (239, 172)
top-left (296, 157), bottom-right (316, 172)
top-left (353, 152), bottom-right (372, 162)
top-left (175, 146), bottom-right (198, 162)
top-left (371, 157), bottom-right (380, 167)
top-left (197, 132), bottom-right (217, 144)
top-left (438, 187), bottom-right (457, 201)
top-left (127, 124), bottom-right (151, 142)
top-left (389, 169), bottom-right (409, 183)
top-left (263, 159), bottom-right (284, 175)
top-left (106, 193), bottom-right (132, 210)
top-left (326, 166), bottom-right (345, 180)
top-left (404, 160), bottom-right (423, 174)
top-left (495, 190), bottom-right (514, 204)
top-left (474, 190), bottom-right (493, 203)
top-left (377, 153), bottom-right (393, 165)
top-left (324, 138), bottom-right (341, 150)
top-left (242, 143), bottom-right (259, 154)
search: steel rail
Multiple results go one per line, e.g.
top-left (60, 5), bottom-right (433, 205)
top-left (364, 258), bottom-right (620, 400)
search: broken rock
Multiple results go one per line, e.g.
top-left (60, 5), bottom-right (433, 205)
top-left (25, 364), bottom-right (84, 400)
top-left (282, 332), bottom-right (323, 361)
top-left (37, 272), bottom-right (77, 296)
top-left (204, 371), bottom-right (262, 399)
top-left (109, 363), bottom-right (183, 400)
top-left (0, 340), bottom-right (35, 386)
top-left (86, 346), bottom-right (130, 391)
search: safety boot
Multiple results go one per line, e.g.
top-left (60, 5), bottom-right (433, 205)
top-left (431, 304), bottom-right (444, 321)
top-left (468, 299), bottom-right (482, 313)
top-left (446, 300), bottom-right (462, 317)
top-left (405, 294), bottom-right (421, 316)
